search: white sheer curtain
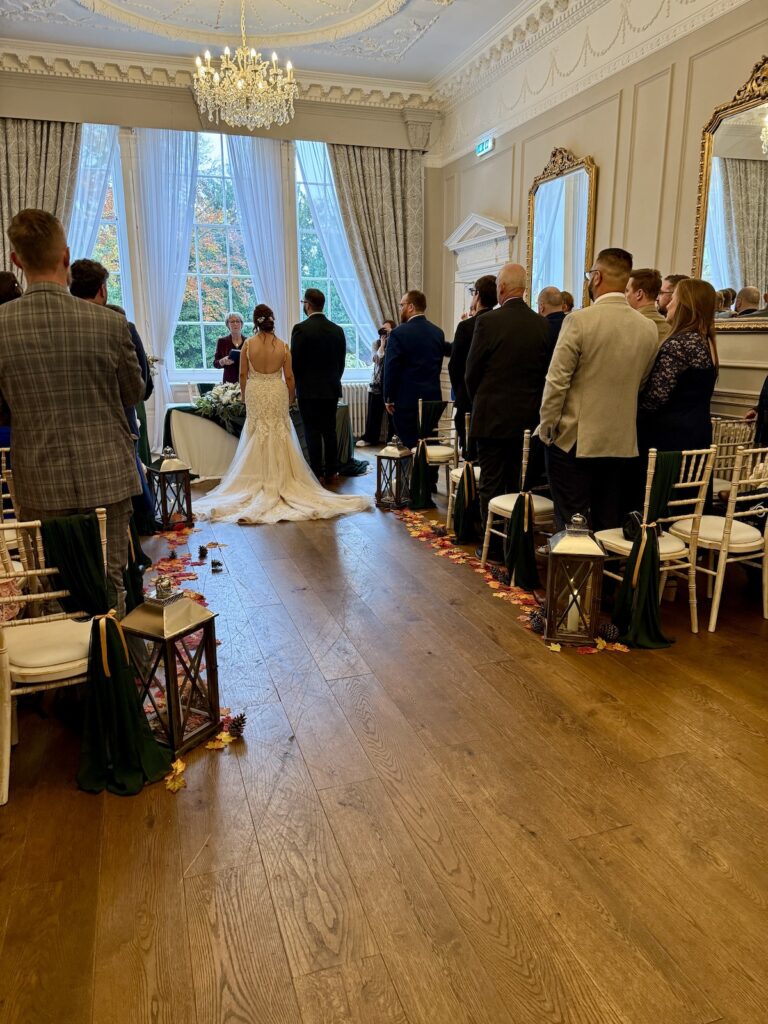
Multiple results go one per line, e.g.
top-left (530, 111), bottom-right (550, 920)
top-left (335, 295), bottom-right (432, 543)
top-left (226, 134), bottom-right (291, 340)
top-left (133, 128), bottom-right (198, 452)
top-left (296, 140), bottom-right (377, 341)
top-left (531, 177), bottom-right (565, 301)
top-left (68, 123), bottom-right (118, 261)
top-left (564, 170), bottom-right (588, 305)
top-left (704, 157), bottom-right (740, 290)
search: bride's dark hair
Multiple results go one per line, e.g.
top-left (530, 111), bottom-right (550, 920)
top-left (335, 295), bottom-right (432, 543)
top-left (253, 304), bottom-right (275, 334)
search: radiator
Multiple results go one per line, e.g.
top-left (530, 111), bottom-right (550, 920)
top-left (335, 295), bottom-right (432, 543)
top-left (342, 382), bottom-right (368, 437)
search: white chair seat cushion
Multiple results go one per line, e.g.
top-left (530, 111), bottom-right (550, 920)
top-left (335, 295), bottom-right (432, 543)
top-left (596, 527), bottom-right (687, 557)
top-left (6, 618), bottom-right (92, 683)
top-left (411, 444), bottom-right (455, 462)
top-left (450, 465), bottom-right (481, 484)
top-left (713, 476), bottom-right (732, 494)
top-left (489, 492), bottom-right (554, 517)
top-left (669, 515), bottom-right (764, 550)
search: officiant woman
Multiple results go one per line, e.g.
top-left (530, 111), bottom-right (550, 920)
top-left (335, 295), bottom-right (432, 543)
top-left (213, 311), bottom-right (249, 383)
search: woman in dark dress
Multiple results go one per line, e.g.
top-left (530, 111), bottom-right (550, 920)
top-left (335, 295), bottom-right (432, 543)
top-left (638, 278), bottom-right (718, 453)
top-left (357, 319), bottom-right (395, 445)
top-left (213, 312), bottom-right (248, 384)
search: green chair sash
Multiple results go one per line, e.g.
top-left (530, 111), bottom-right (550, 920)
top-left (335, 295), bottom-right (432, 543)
top-left (503, 492), bottom-right (541, 591)
top-left (410, 400), bottom-right (447, 511)
top-left (453, 461), bottom-right (479, 542)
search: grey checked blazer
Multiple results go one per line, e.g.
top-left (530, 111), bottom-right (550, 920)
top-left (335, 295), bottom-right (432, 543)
top-left (0, 282), bottom-right (144, 510)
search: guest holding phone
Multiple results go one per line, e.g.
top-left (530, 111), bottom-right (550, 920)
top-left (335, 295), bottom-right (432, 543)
top-left (357, 319), bottom-right (395, 446)
top-left (213, 312), bottom-right (249, 383)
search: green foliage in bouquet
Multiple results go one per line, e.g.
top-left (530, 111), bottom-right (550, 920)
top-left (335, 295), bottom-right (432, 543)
top-left (194, 383), bottom-right (246, 435)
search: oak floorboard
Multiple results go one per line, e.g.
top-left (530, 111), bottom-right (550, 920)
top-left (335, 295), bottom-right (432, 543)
top-left (185, 862), bottom-right (302, 1023)
top-left (293, 955), bottom-right (409, 1024)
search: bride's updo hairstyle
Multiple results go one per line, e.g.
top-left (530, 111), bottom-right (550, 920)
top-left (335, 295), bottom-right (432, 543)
top-left (253, 304), bottom-right (275, 334)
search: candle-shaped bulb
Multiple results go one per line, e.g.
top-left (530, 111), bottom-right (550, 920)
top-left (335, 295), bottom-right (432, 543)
top-left (250, 48), bottom-right (256, 58)
top-left (204, 50), bottom-right (211, 62)
top-left (195, 55), bottom-right (202, 67)
top-left (213, 71), bottom-right (220, 84)
top-left (224, 46), bottom-right (230, 57)
top-left (286, 61), bottom-right (293, 80)
top-left (272, 52), bottom-right (278, 65)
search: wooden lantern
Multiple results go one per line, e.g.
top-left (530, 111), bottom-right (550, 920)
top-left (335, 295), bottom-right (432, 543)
top-left (375, 438), bottom-right (413, 509)
top-left (544, 514), bottom-right (606, 645)
top-left (121, 595), bottom-right (220, 754)
top-left (146, 448), bottom-right (193, 529)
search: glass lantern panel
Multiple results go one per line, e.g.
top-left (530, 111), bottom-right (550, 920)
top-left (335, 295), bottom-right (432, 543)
top-left (552, 558), bottom-right (597, 635)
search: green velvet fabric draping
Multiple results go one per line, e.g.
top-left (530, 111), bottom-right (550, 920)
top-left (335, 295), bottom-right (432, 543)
top-left (612, 450), bottom-right (683, 649)
top-left (503, 492), bottom-right (541, 591)
top-left (124, 518), bottom-right (150, 614)
top-left (452, 461), bottom-right (479, 542)
top-left (409, 401), bottom-right (447, 511)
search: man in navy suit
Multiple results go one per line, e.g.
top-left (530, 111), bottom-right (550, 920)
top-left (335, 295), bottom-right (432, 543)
top-left (383, 289), bottom-right (445, 449)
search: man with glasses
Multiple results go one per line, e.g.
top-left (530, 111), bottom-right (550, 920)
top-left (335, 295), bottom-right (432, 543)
top-left (537, 247), bottom-right (658, 532)
top-left (656, 273), bottom-right (689, 319)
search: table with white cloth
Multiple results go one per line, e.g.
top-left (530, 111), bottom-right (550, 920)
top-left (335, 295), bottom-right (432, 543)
top-left (163, 403), bottom-right (362, 481)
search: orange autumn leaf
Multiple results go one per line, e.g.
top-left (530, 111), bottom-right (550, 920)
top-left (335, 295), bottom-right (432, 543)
top-left (205, 739), bottom-right (226, 750)
top-left (215, 731), bottom-right (235, 745)
top-left (165, 774), bottom-right (187, 793)
top-left (169, 758), bottom-right (186, 775)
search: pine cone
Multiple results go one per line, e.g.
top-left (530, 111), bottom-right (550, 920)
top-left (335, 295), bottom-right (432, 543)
top-left (228, 712), bottom-right (247, 739)
top-left (529, 611), bottom-right (545, 635)
top-left (198, 545), bottom-right (209, 560)
top-left (598, 622), bottom-right (620, 642)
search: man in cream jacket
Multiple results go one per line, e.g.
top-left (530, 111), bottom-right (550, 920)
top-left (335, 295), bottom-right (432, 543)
top-left (537, 248), bottom-right (658, 532)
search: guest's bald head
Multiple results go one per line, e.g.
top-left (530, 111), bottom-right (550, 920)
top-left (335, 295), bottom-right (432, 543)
top-left (497, 263), bottom-right (527, 304)
top-left (538, 286), bottom-right (563, 316)
top-left (735, 286), bottom-right (760, 313)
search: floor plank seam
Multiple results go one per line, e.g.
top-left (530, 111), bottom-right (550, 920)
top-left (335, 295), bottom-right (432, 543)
top-left (567, 823), bottom-right (633, 843)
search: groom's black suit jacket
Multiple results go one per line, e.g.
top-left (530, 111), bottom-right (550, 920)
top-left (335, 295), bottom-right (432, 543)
top-left (290, 313), bottom-right (347, 400)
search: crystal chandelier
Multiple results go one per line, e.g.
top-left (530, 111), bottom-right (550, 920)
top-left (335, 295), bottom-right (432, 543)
top-left (193, 0), bottom-right (298, 131)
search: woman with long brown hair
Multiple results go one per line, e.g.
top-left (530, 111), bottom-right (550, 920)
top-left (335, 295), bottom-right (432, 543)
top-left (638, 278), bottom-right (718, 453)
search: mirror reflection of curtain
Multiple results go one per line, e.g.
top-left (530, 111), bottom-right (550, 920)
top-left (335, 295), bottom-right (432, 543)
top-left (704, 158), bottom-right (739, 290)
top-left (564, 170), bottom-right (588, 304)
top-left (531, 178), bottom-right (565, 301)
top-left (719, 156), bottom-right (768, 292)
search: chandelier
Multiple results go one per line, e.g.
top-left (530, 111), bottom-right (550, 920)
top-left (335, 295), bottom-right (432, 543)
top-left (193, 0), bottom-right (298, 131)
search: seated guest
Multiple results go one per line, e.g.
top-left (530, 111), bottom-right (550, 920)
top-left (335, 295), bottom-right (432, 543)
top-left (537, 286), bottom-right (566, 355)
top-left (538, 248), bottom-right (658, 532)
top-left (357, 319), bottom-right (395, 446)
top-left (465, 263), bottom-right (550, 560)
top-left (213, 312), bottom-right (248, 383)
top-left (625, 267), bottom-right (671, 345)
top-left (0, 271), bottom-right (22, 305)
top-left (744, 290), bottom-right (768, 317)
top-left (638, 278), bottom-right (718, 453)
top-left (746, 374), bottom-right (768, 446)
top-left (657, 273), bottom-right (689, 319)
top-left (734, 286), bottom-right (761, 317)
top-left (561, 291), bottom-right (575, 313)
top-left (449, 274), bottom-right (496, 455)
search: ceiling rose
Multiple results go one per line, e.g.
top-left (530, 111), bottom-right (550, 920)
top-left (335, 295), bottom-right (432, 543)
top-left (72, 0), bottom-right (414, 48)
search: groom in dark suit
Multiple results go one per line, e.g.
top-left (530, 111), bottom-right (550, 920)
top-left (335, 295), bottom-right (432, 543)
top-left (291, 288), bottom-right (347, 483)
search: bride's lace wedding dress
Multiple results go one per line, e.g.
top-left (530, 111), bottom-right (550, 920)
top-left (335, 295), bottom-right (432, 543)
top-left (194, 346), bottom-right (371, 524)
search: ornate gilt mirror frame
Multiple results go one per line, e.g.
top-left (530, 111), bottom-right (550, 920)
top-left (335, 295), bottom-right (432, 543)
top-left (527, 147), bottom-right (597, 308)
top-left (692, 54), bottom-right (768, 332)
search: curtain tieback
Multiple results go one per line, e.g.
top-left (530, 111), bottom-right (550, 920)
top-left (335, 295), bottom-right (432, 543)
top-left (631, 521), bottom-right (658, 589)
top-left (95, 610), bottom-right (130, 677)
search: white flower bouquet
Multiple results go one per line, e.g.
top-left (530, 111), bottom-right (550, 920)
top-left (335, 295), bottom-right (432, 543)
top-left (194, 383), bottom-right (246, 434)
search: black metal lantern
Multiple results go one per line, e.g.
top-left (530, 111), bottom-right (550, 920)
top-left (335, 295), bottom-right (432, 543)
top-left (121, 594), bottom-right (221, 754)
top-left (544, 514), bottom-right (606, 645)
top-left (146, 447), bottom-right (193, 529)
top-left (375, 438), bottom-right (413, 509)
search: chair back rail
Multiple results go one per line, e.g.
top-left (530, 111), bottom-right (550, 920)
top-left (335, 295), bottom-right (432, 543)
top-left (723, 447), bottom-right (768, 524)
top-left (711, 417), bottom-right (757, 481)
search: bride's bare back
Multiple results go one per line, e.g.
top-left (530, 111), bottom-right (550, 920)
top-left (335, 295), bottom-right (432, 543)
top-left (241, 331), bottom-right (295, 403)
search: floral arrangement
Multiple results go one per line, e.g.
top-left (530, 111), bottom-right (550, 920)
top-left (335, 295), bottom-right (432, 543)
top-left (194, 383), bottom-right (246, 433)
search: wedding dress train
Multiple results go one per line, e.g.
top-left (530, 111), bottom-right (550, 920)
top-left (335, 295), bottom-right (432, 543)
top-left (194, 366), bottom-right (371, 524)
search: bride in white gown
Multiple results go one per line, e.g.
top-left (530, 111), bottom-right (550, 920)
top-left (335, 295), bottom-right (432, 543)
top-left (194, 305), bottom-right (371, 524)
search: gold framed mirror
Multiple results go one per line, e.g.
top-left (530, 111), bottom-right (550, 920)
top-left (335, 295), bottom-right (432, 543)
top-left (527, 147), bottom-right (597, 310)
top-left (692, 55), bottom-right (768, 331)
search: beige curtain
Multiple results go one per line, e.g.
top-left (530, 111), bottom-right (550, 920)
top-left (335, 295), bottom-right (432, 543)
top-left (720, 157), bottom-right (768, 291)
top-left (328, 144), bottom-right (423, 324)
top-left (0, 118), bottom-right (82, 272)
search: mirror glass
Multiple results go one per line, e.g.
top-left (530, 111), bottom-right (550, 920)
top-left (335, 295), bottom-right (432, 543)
top-left (530, 164), bottom-right (592, 309)
top-left (703, 100), bottom-right (768, 319)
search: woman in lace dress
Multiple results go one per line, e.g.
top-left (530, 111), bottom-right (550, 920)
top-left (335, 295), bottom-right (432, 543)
top-left (194, 304), bottom-right (371, 524)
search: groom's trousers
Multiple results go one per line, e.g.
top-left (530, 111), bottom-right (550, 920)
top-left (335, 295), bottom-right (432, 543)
top-left (299, 398), bottom-right (338, 479)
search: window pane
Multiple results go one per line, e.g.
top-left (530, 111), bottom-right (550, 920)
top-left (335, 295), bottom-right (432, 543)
top-left (228, 228), bottom-right (249, 275)
top-left (200, 276), bottom-right (229, 321)
top-left (94, 223), bottom-right (119, 273)
top-left (198, 133), bottom-right (223, 176)
top-left (204, 324), bottom-right (226, 368)
top-left (195, 177), bottom-right (224, 224)
top-left (107, 273), bottom-right (123, 310)
top-left (300, 232), bottom-right (327, 278)
top-left (231, 277), bottom-right (255, 319)
top-left (174, 323), bottom-right (203, 370)
top-left (224, 178), bottom-right (238, 225)
top-left (187, 233), bottom-right (198, 274)
top-left (181, 276), bottom-right (199, 321)
top-left (197, 227), bottom-right (228, 273)
top-left (103, 183), bottom-right (115, 219)
top-left (296, 185), bottom-right (313, 230)
top-left (329, 281), bottom-right (351, 324)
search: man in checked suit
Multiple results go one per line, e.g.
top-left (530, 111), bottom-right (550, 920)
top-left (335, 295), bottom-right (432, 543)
top-left (0, 209), bottom-right (144, 616)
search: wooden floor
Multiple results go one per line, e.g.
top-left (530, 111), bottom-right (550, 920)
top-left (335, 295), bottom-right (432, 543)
top-left (1, 465), bottom-right (767, 1024)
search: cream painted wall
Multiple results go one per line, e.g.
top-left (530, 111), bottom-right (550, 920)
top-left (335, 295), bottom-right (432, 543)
top-left (427, 0), bottom-right (768, 410)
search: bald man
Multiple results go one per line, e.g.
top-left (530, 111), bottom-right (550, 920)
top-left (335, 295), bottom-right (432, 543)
top-left (465, 263), bottom-right (550, 559)
top-left (538, 286), bottom-right (566, 355)
top-left (734, 286), bottom-right (761, 317)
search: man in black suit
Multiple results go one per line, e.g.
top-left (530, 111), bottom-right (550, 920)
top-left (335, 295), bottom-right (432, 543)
top-left (291, 288), bottom-right (346, 483)
top-left (465, 263), bottom-right (550, 559)
top-left (537, 285), bottom-right (566, 358)
top-left (448, 274), bottom-right (496, 456)
top-left (383, 289), bottom-right (445, 449)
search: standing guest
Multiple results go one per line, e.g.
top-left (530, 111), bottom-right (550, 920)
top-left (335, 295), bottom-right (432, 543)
top-left (466, 264), bottom-right (550, 558)
top-left (625, 267), bottom-right (671, 345)
top-left (538, 248), bottom-right (658, 532)
top-left (657, 273), bottom-right (689, 319)
top-left (213, 312), bottom-right (248, 384)
top-left (734, 286), bottom-right (761, 317)
top-left (638, 279), bottom-right (718, 452)
top-left (357, 319), bottom-right (395, 446)
top-left (449, 274), bottom-right (496, 455)
top-left (0, 209), bottom-right (143, 615)
top-left (384, 290), bottom-right (445, 450)
top-left (537, 285), bottom-right (567, 356)
top-left (561, 291), bottom-right (575, 314)
top-left (0, 271), bottom-right (22, 305)
top-left (291, 288), bottom-right (346, 484)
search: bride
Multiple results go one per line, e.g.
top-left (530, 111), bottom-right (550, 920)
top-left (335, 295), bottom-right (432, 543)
top-left (194, 304), bottom-right (371, 524)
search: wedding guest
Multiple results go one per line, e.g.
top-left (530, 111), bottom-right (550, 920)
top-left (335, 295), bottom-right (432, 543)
top-left (721, 287), bottom-right (737, 312)
top-left (561, 291), bottom-right (575, 313)
top-left (449, 274), bottom-right (496, 455)
top-left (744, 291), bottom-right (768, 318)
top-left (0, 271), bottom-right (22, 305)
top-left (746, 375), bottom-right (768, 446)
top-left (734, 286), bottom-right (761, 317)
top-left (625, 268), bottom-right (671, 345)
top-left (213, 312), bottom-right (248, 383)
top-left (537, 285), bottom-right (566, 355)
top-left (357, 319), bottom-right (395, 446)
top-left (0, 209), bottom-right (143, 616)
top-left (657, 273), bottom-right (689, 318)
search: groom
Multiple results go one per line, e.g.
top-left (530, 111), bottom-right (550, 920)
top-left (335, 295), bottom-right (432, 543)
top-left (291, 288), bottom-right (347, 483)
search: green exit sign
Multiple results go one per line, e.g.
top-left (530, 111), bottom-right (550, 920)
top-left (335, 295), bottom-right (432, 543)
top-left (475, 136), bottom-right (495, 157)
